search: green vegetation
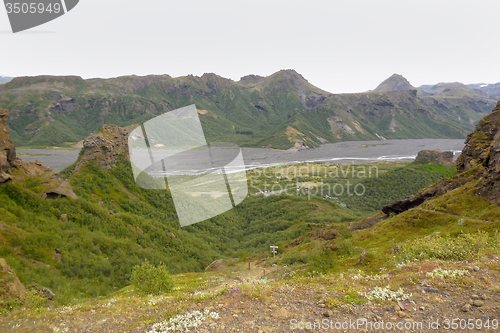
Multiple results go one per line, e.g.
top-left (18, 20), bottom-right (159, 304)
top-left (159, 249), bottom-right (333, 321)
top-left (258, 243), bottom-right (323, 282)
top-left (0, 145), bottom-right (490, 318)
top-left (131, 260), bottom-right (174, 295)
top-left (399, 231), bottom-right (500, 262)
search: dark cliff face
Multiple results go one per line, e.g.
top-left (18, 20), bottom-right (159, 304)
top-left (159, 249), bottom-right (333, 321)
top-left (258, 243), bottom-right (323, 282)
top-left (0, 107), bottom-right (16, 182)
top-left (383, 100), bottom-right (500, 215)
top-left (456, 101), bottom-right (500, 172)
top-left (462, 101), bottom-right (500, 204)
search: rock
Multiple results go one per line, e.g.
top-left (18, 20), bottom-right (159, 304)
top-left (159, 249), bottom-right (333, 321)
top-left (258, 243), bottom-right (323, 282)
top-left (480, 294), bottom-right (488, 300)
top-left (205, 259), bottom-right (225, 272)
top-left (0, 258), bottom-right (26, 297)
top-left (473, 300), bottom-right (484, 307)
top-left (426, 287), bottom-right (439, 293)
top-left (415, 150), bottom-right (454, 166)
top-left (461, 304), bottom-right (471, 312)
top-left (457, 101), bottom-right (500, 205)
top-left (397, 301), bottom-right (405, 311)
top-left (397, 311), bottom-right (406, 318)
top-left (59, 214), bottom-right (68, 222)
top-left (471, 294), bottom-right (480, 300)
top-left (168, 232), bottom-right (176, 239)
top-left (272, 308), bottom-right (289, 319)
top-left (33, 286), bottom-right (55, 300)
top-left (473, 266), bottom-right (480, 272)
top-left (311, 228), bottom-right (338, 240)
top-left (35, 160), bottom-right (42, 166)
top-left (319, 304), bottom-right (326, 308)
top-left (419, 306), bottom-right (425, 311)
top-left (75, 125), bottom-right (130, 171)
top-left (394, 305), bottom-right (401, 312)
top-left (323, 310), bottom-right (333, 317)
top-left (0, 108), bottom-right (16, 183)
top-left (357, 249), bottom-right (367, 264)
top-left (442, 290), bottom-right (451, 296)
top-left (44, 180), bottom-right (78, 200)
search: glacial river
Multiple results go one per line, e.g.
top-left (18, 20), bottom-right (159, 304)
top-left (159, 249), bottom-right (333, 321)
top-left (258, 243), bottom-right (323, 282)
top-left (17, 138), bottom-right (465, 172)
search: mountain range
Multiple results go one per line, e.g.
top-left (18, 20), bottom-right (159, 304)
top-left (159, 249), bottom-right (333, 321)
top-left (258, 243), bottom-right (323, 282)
top-left (1, 71), bottom-right (499, 149)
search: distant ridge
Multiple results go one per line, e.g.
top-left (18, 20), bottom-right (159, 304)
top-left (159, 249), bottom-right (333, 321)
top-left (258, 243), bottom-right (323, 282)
top-left (373, 74), bottom-right (414, 92)
top-left (0, 70), bottom-right (497, 149)
top-left (0, 76), bottom-right (13, 84)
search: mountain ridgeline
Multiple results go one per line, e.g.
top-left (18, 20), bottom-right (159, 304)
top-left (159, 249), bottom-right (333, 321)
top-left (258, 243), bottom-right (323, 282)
top-left (1, 71), bottom-right (498, 149)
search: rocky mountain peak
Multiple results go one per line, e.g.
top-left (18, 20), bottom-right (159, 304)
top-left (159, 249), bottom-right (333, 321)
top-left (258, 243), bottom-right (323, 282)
top-left (373, 74), bottom-right (414, 92)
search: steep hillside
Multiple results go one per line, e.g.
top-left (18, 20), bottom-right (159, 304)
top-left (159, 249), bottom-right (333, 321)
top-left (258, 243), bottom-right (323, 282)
top-left (0, 71), bottom-right (496, 149)
top-left (382, 100), bottom-right (500, 215)
top-left (1, 106), bottom-right (500, 331)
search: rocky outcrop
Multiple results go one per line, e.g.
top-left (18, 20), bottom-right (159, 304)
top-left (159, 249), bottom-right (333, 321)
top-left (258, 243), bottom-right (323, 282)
top-left (0, 107), bottom-right (16, 183)
top-left (416, 149), bottom-right (454, 166)
top-left (0, 107), bottom-right (77, 199)
top-left (311, 229), bottom-right (338, 240)
top-left (0, 258), bottom-right (26, 298)
top-left (462, 101), bottom-right (500, 205)
top-left (382, 175), bottom-right (472, 215)
top-left (383, 100), bottom-right (500, 215)
top-left (75, 125), bottom-right (130, 171)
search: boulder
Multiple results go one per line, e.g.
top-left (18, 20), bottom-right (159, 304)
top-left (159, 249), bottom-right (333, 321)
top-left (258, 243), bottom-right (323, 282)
top-left (311, 228), bottom-right (338, 240)
top-left (0, 258), bottom-right (26, 298)
top-left (0, 108), bottom-right (16, 183)
top-left (205, 259), bottom-right (225, 272)
top-left (416, 149), bottom-right (454, 166)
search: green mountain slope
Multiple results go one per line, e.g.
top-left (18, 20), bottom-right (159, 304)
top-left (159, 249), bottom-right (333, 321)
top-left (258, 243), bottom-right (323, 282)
top-left (0, 122), bottom-right (459, 305)
top-left (1, 71), bottom-right (497, 149)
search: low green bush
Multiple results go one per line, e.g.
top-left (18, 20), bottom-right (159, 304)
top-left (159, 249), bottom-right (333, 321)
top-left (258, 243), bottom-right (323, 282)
top-left (399, 231), bottom-right (500, 262)
top-left (131, 260), bottom-right (174, 295)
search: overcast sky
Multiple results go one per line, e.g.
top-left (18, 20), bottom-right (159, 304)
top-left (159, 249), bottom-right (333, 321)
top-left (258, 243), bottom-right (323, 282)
top-left (1, 0), bottom-right (499, 93)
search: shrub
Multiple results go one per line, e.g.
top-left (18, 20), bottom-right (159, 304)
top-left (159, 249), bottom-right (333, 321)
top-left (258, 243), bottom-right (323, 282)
top-left (131, 260), bottom-right (174, 295)
top-left (399, 231), bottom-right (500, 262)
